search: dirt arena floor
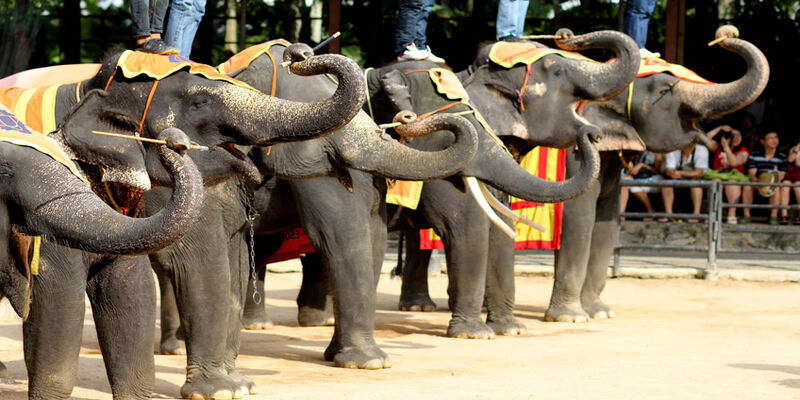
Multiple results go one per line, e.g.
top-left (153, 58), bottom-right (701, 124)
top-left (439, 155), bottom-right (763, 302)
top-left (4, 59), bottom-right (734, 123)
top-left (1, 272), bottom-right (799, 399)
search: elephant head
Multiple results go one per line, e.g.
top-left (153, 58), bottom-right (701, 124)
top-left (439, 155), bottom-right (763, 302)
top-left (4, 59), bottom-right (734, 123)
top-left (462, 29), bottom-right (640, 148)
top-left (65, 43), bottom-right (365, 190)
top-left (582, 26), bottom-right (769, 153)
top-left (228, 44), bottom-right (478, 182)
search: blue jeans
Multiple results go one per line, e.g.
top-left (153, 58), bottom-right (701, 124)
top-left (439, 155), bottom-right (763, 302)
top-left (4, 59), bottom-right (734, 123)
top-left (394, 0), bottom-right (436, 55)
top-left (165, 0), bottom-right (207, 57)
top-left (623, 0), bottom-right (657, 48)
top-left (496, 0), bottom-right (529, 39)
top-left (131, 0), bottom-right (170, 38)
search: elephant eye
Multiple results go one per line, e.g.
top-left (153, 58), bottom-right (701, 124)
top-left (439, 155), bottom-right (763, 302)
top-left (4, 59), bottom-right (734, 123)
top-left (191, 99), bottom-right (208, 109)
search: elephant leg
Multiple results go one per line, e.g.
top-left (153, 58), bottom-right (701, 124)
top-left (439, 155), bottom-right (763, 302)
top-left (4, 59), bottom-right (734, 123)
top-left (24, 245), bottom-right (87, 400)
top-left (293, 177), bottom-right (390, 369)
top-left (296, 254), bottom-right (334, 327)
top-left (581, 181), bottom-right (621, 319)
top-left (546, 155), bottom-right (603, 323)
top-left (86, 255), bottom-right (155, 399)
top-left (370, 200), bottom-right (388, 289)
top-left (485, 221), bottom-right (526, 336)
top-left (399, 229), bottom-right (437, 312)
top-left (0, 360), bottom-right (6, 379)
top-left (242, 261), bottom-right (273, 330)
top-left (223, 230), bottom-right (257, 396)
top-left (156, 266), bottom-right (185, 355)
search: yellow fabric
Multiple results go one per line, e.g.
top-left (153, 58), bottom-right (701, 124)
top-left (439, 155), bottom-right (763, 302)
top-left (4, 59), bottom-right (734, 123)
top-left (638, 57), bottom-right (713, 84)
top-left (0, 104), bottom-right (87, 183)
top-left (510, 147), bottom-right (564, 249)
top-left (0, 85), bottom-right (61, 134)
top-left (116, 50), bottom-right (257, 91)
top-left (217, 39), bottom-right (292, 74)
top-left (30, 236), bottom-right (41, 275)
top-left (385, 180), bottom-right (424, 210)
top-left (488, 41), bottom-right (594, 68)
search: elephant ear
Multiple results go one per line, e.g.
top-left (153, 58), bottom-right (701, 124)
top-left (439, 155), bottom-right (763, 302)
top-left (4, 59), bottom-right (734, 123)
top-left (1, 229), bottom-right (33, 320)
top-left (379, 69), bottom-right (414, 112)
top-left (60, 89), bottom-right (141, 139)
top-left (482, 66), bottom-right (521, 101)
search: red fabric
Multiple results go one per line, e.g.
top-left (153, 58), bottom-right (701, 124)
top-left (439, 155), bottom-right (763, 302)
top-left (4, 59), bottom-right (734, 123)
top-left (265, 227), bottom-right (316, 263)
top-left (786, 165), bottom-right (800, 182)
top-left (712, 146), bottom-right (748, 172)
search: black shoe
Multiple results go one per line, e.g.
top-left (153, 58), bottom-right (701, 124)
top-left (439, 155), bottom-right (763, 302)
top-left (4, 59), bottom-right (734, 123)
top-left (136, 38), bottom-right (176, 54)
top-left (793, 217), bottom-right (800, 225)
top-left (780, 216), bottom-right (789, 225)
top-left (498, 35), bottom-right (525, 42)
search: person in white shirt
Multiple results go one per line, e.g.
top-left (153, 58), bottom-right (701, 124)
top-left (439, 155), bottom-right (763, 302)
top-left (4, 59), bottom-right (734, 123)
top-left (661, 143), bottom-right (709, 222)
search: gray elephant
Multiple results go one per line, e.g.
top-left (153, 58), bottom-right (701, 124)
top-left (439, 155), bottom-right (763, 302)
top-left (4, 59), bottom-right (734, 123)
top-left (2, 43), bottom-right (367, 400)
top-left (377, 29), bottom-right (640, 338)
top-left (546, 25), bottom-right (769, 322)
top-left (153, 40), bottom-right (480, 372)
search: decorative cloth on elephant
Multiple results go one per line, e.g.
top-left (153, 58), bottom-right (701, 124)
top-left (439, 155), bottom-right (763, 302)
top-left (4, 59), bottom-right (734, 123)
top-left (420, 146), bottom-right (565, 250)
top-left (487, 41), bottom-right (593, 68)
top-left (263, 227), bottom-right (317, 264)
top-left (114, 50), bottom-right (256, 91)
top-left (385, 180), bottom-right (424, 210)
top-left (217, 39), bottom-right (292, 76)
top-left (636, 57), bottom-right (713, 84)
top-left (0, 85), bottom-right (61, 134)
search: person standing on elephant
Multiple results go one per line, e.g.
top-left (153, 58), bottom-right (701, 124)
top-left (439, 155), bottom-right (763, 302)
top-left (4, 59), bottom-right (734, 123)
top-left (784, 140), bottom-right (800, 224)
top-left (661, 143), bottom-right (709, 223)
top-left (496, 0), bottom-right (529, 41)
top-left (394, 0), bottom-right (445, 63)
top-left (703, 124), bottom-right (749, 224)
top-left (131, 0), bottom-right (175, 53)
top-left (620, 151), bottom-right (663, 221)
top-left (741, 130), bottom-right (788, 225)
top-left (164, 0), bottom-right (206, 57)
top-left (623, 0), bottom-right (660, 58)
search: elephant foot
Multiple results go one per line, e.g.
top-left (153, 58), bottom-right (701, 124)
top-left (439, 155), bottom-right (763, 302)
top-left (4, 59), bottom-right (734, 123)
top-left (544, 303), bottom-right (590, 323)
top-left (486, 316), bottom-right (527, 336)
top-left (160, 336), bottom-right (186, 355)
top-left (181, 365), bottom-right (244, 400)
top-left (298, 306), bottom-right (335, 327)
top-left (582, 299), bottom-right (615, 319)
top-left (324, 340), bottom-right (392, 369)
top-left (227, 369), bottom-right (257, 396)
top-left (242, 314), bottom-right (274, 330)
top-left (398, 294), bottom-right (437, 312)
top-left (446, 317), bottom-right (496, 339)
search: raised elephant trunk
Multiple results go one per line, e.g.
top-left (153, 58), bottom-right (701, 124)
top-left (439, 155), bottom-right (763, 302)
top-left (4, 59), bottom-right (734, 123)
top-left (229, 43), bottom-right (366, 144)
top-left (678, 26), bottom-right (769, 119)
top-left (25, 130), bottom-right (203, 255)
top-left (469, 126), bottom-right (601, 203)
top-left (554, 28), bottom-right (640, 101)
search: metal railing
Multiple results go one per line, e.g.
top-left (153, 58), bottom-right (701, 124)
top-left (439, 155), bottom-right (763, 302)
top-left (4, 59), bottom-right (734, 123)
top-left (614, 179), bottom-right (800, 279)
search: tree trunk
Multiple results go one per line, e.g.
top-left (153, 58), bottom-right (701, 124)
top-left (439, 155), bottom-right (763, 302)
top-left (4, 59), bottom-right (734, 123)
top-left (225, 0), bottom-right (238, 53)
top-left (310, 0), bottom-right (323, 43)
top-left (0, 0), bottom-right (40, 77)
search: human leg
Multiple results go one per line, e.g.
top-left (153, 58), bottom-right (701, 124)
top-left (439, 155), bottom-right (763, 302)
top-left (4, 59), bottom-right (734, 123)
top-left (496, 0), bottom-right (530, 39)
top-left (724, 181), bottom-right (742, 218)
top-left (165, 0), bottom-right (207, 57)
top-left (130, 0), bottom-right (151, 40)
top-left (661, 186), bottom-right (674, 220)
top-left (394, 0), bottom-right (425, 55)
top-left (150, 0), bottom-right (171, 35)
top-left (742, 184), bottom-right (753, 218)
top-left (619, 185), bottom-right (629, 213)
top-left (413, 0), bottom-right (435, 49)
top-left (689, 186), bottom-right (703, 220)
top-left (623, 0), bottom-right (657, 48)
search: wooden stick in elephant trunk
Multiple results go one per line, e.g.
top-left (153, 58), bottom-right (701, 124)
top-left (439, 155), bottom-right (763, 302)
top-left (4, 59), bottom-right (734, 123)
top-left (678, 25), bottom-right (770, 120)
top-left (21, 129), bottom-right (203, 256)
top-left (226, 43), bottom-right (366, 145)
top-left (554, 28), bottom-right (641, 101)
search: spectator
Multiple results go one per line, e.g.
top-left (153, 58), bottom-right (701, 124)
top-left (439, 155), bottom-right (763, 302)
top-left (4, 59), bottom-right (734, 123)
top-left (661, 143), bottom-right (709, 223)
top-left (741, 131), bottom-right (788, 225)
top-left (496, 0), bottom-right (530, 41)
top-left (394, 0), bottom-right (444, 63)
top-left (131, 0), bottom-right (174, 53)
top-left (623, 0), bottom-right (660, 58)
top-left (164, 0), bottom-right (206, 57)
top-left (620, 151), bottom-right (663, 221)
top-left (782, 139), bottom-right (800, 224)
top-left (703, 125), bottom-right (750, 224)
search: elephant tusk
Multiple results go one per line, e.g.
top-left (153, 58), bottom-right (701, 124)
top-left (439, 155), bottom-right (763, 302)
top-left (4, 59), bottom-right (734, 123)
top-left (477, 181), bottom-right (546, 233)
top-left (464, 177), bottom-right (517, 239)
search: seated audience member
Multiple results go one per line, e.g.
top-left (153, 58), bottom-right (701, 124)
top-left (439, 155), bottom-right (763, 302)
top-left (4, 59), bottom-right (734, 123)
top-left (741, 130), bottom-right (788, 225)
top-left (662, 143), bottom-right (709, 223)
top-left (703, 125), bottom-right (750, 224)
top-left (620, 151), bottom-right (663, 221)
top-left (782, 139), bottom-right (800, 224)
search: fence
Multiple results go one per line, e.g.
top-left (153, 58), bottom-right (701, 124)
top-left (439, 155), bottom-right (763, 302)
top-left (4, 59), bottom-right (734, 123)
top-left (614, 179), bottom-right (800, 279)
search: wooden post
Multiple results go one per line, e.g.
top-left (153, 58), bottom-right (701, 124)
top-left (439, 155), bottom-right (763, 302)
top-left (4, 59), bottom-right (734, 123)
top-left (664, 0), bottom-right (685, 64)
top-left (328, 0), bottom-right (341, 54)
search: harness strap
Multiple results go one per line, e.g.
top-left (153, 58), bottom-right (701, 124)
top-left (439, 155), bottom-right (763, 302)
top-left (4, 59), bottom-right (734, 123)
top-left (75, 81), bottom-right (82, 102)
top-left (138, 80), bottom-right (159, 136)
top-left (264, 48), bottom-right (279, 96)
top-left (364, 67), bottom-right (375, 120)
top-left (417, 101), bottom-right (462, 120)
top-left (103, 69), bottom-right (117, 92)
top-left (517, 64), bottom-right (532, 112)
top-left (626, 81), bottom-right (634, 121)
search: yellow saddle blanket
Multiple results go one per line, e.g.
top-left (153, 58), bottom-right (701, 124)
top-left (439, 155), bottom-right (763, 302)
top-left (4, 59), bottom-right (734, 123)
top-left (217, 39), bottom-right (292, 74)
top-left (0, 85), bottom-right (61, 134)
top-left (488, 41), bottom-right (594, 68)
top-left (116, 50), bottom-right (256, 91)
top-left (637, 56), bottom-right (713, 84)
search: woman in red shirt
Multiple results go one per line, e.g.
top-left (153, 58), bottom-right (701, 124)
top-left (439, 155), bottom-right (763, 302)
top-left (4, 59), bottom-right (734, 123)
top-left (703, 125), bottom-right (749, 224)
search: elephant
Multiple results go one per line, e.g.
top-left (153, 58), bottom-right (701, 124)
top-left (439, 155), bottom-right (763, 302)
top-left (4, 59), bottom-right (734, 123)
top-left (235, 29), bottom-right (640, 342)
top-left (151, 40), bottom-right (481, 373)
top-left (2, 42), bottom-right (368, 399)
top-left (545, 25), bottom-right (769, 322)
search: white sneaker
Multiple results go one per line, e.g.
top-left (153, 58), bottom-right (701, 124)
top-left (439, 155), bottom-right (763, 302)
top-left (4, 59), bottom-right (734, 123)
top-left (639, 48), bottom-right (661, 58)
top-left (397, 43), bottom-right (430, 61)
top-left (425, 46), bottom-right (445, 63)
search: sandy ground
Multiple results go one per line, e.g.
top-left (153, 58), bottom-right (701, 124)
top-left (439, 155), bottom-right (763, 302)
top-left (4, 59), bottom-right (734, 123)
top-left (1, 272), bottom-right (799, 400)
